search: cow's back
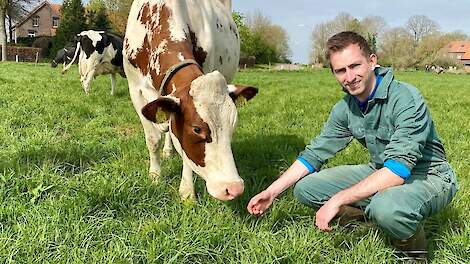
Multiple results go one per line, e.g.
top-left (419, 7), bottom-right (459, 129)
top-left (124, 0), bottom-right (239, 85)
top-left (177, 0), bottom-right (239, 81)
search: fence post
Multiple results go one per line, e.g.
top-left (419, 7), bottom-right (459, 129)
top-left (35, 52), bottom-right (39, 66)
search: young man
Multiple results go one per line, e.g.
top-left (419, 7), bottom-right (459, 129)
top-left (247, 31), bottom-right (458, 260)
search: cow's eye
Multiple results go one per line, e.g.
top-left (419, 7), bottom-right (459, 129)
top-left (193, 126), bottom-right (201, 134)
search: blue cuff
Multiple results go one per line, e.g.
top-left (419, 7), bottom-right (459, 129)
top-left (384, 160), bottom-right (411, 180)
top-left (297, 157), bottom-right (316, 174)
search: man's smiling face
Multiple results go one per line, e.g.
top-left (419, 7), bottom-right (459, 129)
top-left (330, 43), bottom-right (377, 102)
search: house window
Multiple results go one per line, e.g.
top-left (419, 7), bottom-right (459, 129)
top-left (28, 30), bottom-right (36, 37)
top-left (52, 17), bottom-right (59, 28)
top-left (32, 16), bottom-right (39, 27)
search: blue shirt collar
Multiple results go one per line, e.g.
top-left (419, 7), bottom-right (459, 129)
top-left (354, 72), bottom-right (383, 113)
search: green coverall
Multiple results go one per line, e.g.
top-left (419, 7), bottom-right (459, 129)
top-left (294, 67), bottom-right (458, 240)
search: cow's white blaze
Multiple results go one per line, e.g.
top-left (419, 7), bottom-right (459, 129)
top-left (169, 71), bottom-right (242, 199)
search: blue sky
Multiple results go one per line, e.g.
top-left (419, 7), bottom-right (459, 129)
top-left (51, 0), bottom-right (470, 64)
top-left (232, 0), bottom-right (470, 63)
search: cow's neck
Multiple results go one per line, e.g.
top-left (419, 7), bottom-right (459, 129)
top-left (163, 64), bottom-right (203, 96)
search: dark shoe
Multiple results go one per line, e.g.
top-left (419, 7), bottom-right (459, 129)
top-left (394, 225), bottom-right (428, 262)
top-left (336, 205), bottom-right (367, 227)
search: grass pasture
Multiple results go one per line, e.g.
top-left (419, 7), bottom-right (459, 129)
top-left (0, 62), bottom-right (469, 263)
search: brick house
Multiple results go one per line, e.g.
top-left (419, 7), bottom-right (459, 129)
top-left (445, 41), bottom-right (470, 66)
top-left (12, 1), bottom-right (62, 40)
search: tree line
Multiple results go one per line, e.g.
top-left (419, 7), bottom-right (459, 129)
top-left (309, 13), bottom-right (469, 69)
top-left (1, 0), bottom-right (291, 64)
top-left (2, 1), bottom-right (468, 67)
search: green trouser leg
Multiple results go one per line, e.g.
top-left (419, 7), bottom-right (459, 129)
top-left (293, 163), bottom-right (458, 240)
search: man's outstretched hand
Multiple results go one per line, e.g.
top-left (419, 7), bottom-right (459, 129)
top-left (247, 190), bottom-right (275, 216)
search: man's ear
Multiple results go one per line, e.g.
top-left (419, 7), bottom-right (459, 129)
top-left (369, 53), bottom-right (378, 69)
top-left (142, 96), bottom-right (181, 123)
top-left (228, 84), bottom-right (258, 106)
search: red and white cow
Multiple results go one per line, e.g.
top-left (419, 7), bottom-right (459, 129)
top-left (123, 0), bottom-right (257, 201)
top-left (62, 30), bottom-right (126, 95)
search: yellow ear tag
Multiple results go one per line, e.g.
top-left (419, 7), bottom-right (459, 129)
top-left (155, 111), bottom-right (168, 123)
top-left (235, 96), bottom-right (247, 107)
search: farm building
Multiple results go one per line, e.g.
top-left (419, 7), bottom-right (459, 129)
top-left (445, 41), bottom-right (470, 66)
top-left (11, 1), bottom-right (62, 40)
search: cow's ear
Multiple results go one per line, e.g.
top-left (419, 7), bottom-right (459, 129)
top-left (142, 96), bottom-right (180, 123)
top-left (228, 84), bottom-right (258, 106)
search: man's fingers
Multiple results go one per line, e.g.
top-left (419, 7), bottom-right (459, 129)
top-left (248, 199), bottom-right (262, 215)
top-left (248, 192), bottom-right (272, 216)
top-left (249, 203), bottom-right (265, 216)
top-left (316, 218), bottom-right (333, 231)
top-left (247, 201), bottom-right (256, 214)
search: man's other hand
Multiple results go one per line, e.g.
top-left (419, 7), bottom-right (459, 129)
top-left (315, 200), bottom-right (341, 231)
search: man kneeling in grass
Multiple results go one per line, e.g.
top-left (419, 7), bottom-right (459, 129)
top-left (247, 31), bottom-right (458, 261)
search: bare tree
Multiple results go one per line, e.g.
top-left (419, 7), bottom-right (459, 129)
top-left (331, 12), bottom-right (356, 33)
top-left (361, 16), bottom-right (387, 41)
top-left (309, 21), bottom-right (335, 64)
top-left (0, 0), bottom-right (38, 61)
top-left (246, 10), bottom-right (291, 62)
top-left (379, 27), bottom-right (415, 68)
top-left (309, 13), bottom-right (386, 64)
top-left (406, 15), bottom-right (439, 45)
top-left (0, 0), bottom-right (8, 61)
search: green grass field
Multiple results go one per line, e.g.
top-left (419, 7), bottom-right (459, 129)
top-left (0, 62), bottom-right (469, 263)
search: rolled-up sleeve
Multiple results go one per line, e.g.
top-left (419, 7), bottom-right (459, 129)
top-left (298, 101), bottom-right (353, 170)
top-left (385, 86), bottom-right (431, 172)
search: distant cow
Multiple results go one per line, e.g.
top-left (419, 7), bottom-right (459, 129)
top-left (51, 46), bottom-right (77, 68)
top-left (123, 0), bottom-right (258, 201)
top-left (62, 30), bottom-right (126, 95)
top-left (425, 64), bottom-right (445, 74)
top-left (434, 65), bottom-right (445, 74)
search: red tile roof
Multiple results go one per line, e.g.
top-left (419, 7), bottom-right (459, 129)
top-left (445, 41), bottom-right (470, 60)
top-left (50, 4), bottom-right (62, 16)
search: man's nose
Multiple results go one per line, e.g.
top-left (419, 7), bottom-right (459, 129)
top-left (345, 69), bottom-right (355, 83)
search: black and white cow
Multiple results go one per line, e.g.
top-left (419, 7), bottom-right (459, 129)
top-left (62, 30), bottom-right (126, 95)
top-left (51, 46), bottom-right (77, 68)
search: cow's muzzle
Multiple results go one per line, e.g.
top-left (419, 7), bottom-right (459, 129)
top-left (207, 179), bottom-right (244, 201)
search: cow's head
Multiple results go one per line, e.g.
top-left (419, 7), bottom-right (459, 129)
top-left (142, 71), bottom-right (257, 200)
top-left (51, 48), bottom-right (66, 67)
